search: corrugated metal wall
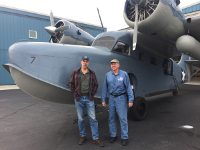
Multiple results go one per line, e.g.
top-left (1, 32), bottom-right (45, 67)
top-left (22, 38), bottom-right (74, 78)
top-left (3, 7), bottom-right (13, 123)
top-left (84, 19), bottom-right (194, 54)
top-left (0, 6), bottom-right (106, 85)
top-left (182, 3), bottom-right (200, 14)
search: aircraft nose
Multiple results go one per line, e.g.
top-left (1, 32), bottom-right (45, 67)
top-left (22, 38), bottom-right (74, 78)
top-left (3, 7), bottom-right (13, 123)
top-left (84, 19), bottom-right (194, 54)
top-left (7, 42), bottom-right (27, 69)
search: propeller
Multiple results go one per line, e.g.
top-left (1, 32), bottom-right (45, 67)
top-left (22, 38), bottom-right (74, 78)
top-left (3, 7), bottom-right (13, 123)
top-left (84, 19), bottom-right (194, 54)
top-left (133, 4), bottom-right (138, 50)
top-left (45, 11), bottom-right (71, 43)
top-left (129, 0), bottom-right (157, 50)
top-left (50, 10), bottom-right (54, 27)
top-left (55, 25), bottom-right (71, 32)
top-left (45, 26), bottom-right (57, 36)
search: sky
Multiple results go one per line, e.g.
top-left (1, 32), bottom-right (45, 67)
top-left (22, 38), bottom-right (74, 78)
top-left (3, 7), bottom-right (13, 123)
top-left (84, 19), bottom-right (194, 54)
top-left (0, 0), bottom-right (200, 31)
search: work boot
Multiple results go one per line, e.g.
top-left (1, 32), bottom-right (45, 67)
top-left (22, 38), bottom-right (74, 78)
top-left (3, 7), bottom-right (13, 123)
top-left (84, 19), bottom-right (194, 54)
top-left (110, 136), bottom-right (117, 143)
top-left (122, 139), bottom-right (128, 146)
top-left (93, 139), bottom-right (105, 147)
top-left (79, 136), bottom-right (86, 145)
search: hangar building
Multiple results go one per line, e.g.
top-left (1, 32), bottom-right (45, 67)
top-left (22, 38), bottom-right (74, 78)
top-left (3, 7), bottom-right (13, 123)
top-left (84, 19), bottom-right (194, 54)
top-left (182, 1), bottom-right (200, 18)
top-left (181, 1), bottom-right (200, 77)
top-left (0, 5), bottom-right (106, 85)
top-left (1, 2), bottom-right (200, 85)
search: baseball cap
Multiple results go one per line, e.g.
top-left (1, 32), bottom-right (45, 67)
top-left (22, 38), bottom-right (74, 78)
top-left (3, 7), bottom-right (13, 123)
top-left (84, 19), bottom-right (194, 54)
top-left (110, 59), bottom-right (119, 64)
top-left (82, 56), bottom-right (89, 61)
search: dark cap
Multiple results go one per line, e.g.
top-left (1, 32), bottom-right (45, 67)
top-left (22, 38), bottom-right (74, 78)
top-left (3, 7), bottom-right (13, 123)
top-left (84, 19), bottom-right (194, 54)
top-left (82, 56), bottom-right (89, 61)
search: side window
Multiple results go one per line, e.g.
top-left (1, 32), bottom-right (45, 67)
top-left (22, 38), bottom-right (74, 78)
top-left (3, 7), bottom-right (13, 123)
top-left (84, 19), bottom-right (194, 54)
top-left (92, 36), bottom-right (115, 50)
top-left (176, 0), bottom-right (180, 6)
top-left (112, 42), bottom-right (130, 55)
top-left (150, 57), bottom-right (157, 65)
top-left (163, 59), bottom-right (173, 75)
top-left (139, 53), bottom-right (144, 61)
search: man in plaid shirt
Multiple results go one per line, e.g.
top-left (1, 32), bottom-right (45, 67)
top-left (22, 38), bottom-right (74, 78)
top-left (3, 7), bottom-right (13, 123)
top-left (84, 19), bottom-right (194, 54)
top-left (69, 56), bottom-right (104, 147)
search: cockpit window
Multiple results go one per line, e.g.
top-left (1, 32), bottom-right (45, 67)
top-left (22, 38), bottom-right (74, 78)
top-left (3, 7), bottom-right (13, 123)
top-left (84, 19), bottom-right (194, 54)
top-left (112, 41), bottom-right (130, 55)
top-left (92, 36), bottom-right (115, 50)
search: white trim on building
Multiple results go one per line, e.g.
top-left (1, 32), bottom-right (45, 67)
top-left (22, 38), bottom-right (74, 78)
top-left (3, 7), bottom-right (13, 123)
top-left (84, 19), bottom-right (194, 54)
top-left (184, 10), bottom-right (200, 18)
top-left (0, 4), bottom-right (106, 28)
top-left (181, 1), bottom-right (200, 9)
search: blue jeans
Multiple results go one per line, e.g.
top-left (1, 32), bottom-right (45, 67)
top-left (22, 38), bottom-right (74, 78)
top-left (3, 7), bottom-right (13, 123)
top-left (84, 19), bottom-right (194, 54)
top-left (74, 95), bottom-right (99, 140)
top-left (108, 94), bottom-right (128, 139)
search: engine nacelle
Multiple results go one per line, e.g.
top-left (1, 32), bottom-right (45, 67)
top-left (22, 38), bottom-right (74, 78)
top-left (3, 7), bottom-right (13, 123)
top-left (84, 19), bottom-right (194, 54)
top-left (176, 35), bottom-right (200, 60)
top-left (123, 0), bottom-right (185, 42)
top-left (50, 20), bottom-right (94, 46)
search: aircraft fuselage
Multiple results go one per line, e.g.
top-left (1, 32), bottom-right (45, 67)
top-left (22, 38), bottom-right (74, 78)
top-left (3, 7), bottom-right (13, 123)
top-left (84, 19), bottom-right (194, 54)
top-left (4, 30), bottom-right (189, 104)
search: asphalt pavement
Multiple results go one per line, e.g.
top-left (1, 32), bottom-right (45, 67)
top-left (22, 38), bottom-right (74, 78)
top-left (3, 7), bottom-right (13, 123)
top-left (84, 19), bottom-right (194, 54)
top-left (0, 84), bottom-right (200, 150)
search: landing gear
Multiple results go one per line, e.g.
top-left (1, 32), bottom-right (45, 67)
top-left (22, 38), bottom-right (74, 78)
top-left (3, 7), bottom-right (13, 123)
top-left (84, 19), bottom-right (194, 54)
top-left (130, 97), bottom-right (147, 121)
top-left (172, 88), bottom-right (178, 96)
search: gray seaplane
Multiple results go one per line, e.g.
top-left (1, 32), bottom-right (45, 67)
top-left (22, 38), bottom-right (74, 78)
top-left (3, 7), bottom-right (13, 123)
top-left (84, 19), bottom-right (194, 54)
top-left (3, 0), bottom-right (200, 121)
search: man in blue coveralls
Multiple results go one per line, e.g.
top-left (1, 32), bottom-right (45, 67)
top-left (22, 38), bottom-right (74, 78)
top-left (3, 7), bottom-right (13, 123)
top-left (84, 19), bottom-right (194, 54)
top-left (101, 59), bottom-right (134, 146)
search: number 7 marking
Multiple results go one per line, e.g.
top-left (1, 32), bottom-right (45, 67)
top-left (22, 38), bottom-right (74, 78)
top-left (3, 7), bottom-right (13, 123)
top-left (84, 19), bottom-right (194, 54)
top-left (31, 57), bottom-right (35, 63)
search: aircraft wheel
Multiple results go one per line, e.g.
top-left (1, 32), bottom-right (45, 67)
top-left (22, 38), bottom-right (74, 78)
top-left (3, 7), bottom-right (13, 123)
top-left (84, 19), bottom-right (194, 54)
top-left (130, 97), bottom-right (147, 121)
top-left (173, 89), bottom-right (178, 96)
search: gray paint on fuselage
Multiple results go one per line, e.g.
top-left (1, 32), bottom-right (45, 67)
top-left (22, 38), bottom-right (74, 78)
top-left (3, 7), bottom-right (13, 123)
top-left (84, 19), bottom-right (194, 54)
top-left (161, 0), bottom-right (185, 21)
top-left (6, 37), bottom-right (188, 103)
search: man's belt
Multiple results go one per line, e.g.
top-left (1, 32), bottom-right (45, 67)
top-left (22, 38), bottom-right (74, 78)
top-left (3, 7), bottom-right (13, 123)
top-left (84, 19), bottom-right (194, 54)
top-left (110, 92), bottom-right (126, 97)
top-left (81, 93), bottom-right (89, 96)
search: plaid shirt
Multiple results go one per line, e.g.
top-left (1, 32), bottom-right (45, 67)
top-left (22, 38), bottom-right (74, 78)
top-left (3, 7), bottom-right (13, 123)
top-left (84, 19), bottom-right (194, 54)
top-left (69, 67), bottom-right (98, 101)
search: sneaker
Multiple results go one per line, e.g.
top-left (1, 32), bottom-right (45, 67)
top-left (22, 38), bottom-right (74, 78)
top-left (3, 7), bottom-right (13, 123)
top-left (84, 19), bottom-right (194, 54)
top-left (93, 139), bottom-right (105, 147)
top-left (110, 136), bottom-right (117, 143)
top-left (122, 139), bottom-right (128, 146)
top-left (79, 136), bottom-right (86, 145)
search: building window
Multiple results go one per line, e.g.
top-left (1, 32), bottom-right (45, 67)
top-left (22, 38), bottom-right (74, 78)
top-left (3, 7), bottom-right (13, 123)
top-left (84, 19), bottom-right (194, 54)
top-left (29, 30), bottom-right (37, 39)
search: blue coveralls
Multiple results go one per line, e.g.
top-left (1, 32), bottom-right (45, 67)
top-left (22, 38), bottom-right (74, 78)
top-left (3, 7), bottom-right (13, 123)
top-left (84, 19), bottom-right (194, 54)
top-left (101, 70), bottom-right (134, 139)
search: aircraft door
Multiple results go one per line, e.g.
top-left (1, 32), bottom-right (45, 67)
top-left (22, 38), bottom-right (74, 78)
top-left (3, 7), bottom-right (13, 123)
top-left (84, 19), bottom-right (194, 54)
top-left (128, 73), bottom-right (137, 96)
top-left (163, 59), bottom-right (173, 76)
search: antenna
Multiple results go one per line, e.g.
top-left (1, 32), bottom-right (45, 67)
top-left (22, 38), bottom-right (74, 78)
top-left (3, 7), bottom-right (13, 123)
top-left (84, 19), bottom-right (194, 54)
top-left (97, 8), bottom-right (105, 32)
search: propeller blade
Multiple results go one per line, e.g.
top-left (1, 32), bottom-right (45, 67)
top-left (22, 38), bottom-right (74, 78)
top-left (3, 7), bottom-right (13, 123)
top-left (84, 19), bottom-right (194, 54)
top-left (133, 4), bottom-right (138, 50)
top-left (55, 25), bottom-right (71, 32)
top-left (50, 11), bottom-right (54, 26)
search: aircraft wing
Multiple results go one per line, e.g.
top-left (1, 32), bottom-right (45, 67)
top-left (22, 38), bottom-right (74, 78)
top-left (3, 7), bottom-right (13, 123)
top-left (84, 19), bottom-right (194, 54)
top-left (119, 28), bottom-right (180, 58)
top-left (123, 0), bottom-right (200, 59)
top-left (136, 31), bottom-right (180, 58)
top-left (185, 60), bottom-right (200, 68)
top-left (184, 15), bottom-right (200, 42)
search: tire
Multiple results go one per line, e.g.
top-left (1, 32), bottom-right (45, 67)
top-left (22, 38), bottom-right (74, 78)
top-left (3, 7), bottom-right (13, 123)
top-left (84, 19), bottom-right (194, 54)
top-left (173, 89), bottom-right (178, 96)
top-left (130, 96), bottom-right (147, 121)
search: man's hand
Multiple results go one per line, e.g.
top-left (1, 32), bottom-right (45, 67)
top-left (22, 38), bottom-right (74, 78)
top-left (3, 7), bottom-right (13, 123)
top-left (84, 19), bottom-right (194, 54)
top-left (129, 102), bottom-right (133, 107)
top-left (102, 102), bottom-right (106, 107)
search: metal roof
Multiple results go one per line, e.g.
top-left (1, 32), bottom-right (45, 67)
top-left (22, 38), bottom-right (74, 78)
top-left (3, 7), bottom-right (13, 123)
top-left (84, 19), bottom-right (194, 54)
top-left (182, 1), bottom-right (200, 14)
top-left (0, 4), bottom-right (105, 28)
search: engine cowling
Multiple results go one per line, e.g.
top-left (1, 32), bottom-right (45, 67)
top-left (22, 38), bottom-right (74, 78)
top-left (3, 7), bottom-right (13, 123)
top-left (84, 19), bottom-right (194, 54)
top-left (50, 20), bottom-right (94, 46)
top-left (126, 0), bottom-right (159, 22)
top-left (51, 21), bottom-right (65, 43)
top-left (123, 0), bottom-right (185, 42)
